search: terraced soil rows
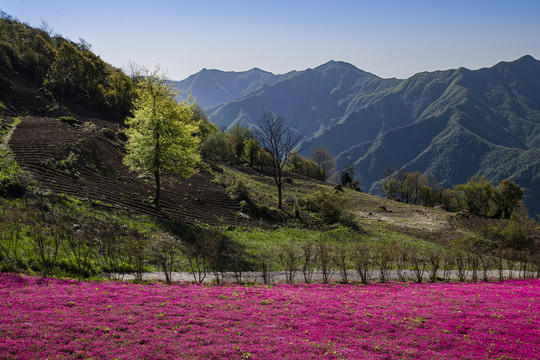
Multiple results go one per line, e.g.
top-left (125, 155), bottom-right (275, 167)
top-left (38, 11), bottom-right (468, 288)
top-left (0, 75), bottom-right (57, 117)
top-left (9, 117), bottom-right (248, 226)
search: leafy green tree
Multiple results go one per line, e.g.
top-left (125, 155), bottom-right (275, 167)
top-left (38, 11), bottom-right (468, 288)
top-left (400, 171), bottom-right (426, 205)
top-left (455, 175), bottom-right (494, 216)
top-left (44, 42), bottom-right (83, 108)
top-left (123, 70), bottom-right (200, 208)
top-left (419, 185), bottom-right (436, 207)
top-left (105, 69), bottom-right (136, 116)
top-left (244, 138), bottom-right (260, 167)
top-left (440, 188), bottom-right (462, 212)
top-left (200, 131), bottom-right (231, 161)
top-left (228, 124), bottom-right (254, 159)
top-left (288, 151), bottom-right (319, 179)
top-left (493, 179), bottom-right (524, 219)
top-left (340, 161), bottom-right (360, 190)
top-left (191, 103), bottom-right (218, 139)
top-left (382, 177), bottom-right (399, 200)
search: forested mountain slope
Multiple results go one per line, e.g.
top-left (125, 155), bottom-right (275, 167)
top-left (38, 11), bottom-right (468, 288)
top-left (176, 56), bottom-right (540, 217)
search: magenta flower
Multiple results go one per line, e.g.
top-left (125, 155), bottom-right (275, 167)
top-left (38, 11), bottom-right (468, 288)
top-left (0, 274), bottom-right (538, 359)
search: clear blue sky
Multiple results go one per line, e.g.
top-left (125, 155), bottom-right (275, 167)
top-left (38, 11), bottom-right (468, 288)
top-left (2, 0), bottom-right (539, 80)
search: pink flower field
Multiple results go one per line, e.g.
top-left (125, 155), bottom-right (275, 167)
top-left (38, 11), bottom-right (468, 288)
top-left (0, 274), bottom-right (539, 359)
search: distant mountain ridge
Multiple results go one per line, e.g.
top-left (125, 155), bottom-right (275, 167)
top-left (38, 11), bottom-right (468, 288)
top-left (174, 56), bottom-right (540, 218)
top-left (173, 68), bottom-right (286, 109)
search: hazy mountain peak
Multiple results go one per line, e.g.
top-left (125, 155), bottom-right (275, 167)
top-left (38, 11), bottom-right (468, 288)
top-left (173, 67), bottom-right (283, 109)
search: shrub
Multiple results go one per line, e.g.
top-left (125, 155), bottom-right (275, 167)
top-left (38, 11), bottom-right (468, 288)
top-left (0, 149), bottom-right (26, 198)
top-left (82, 121), bottom-right (96, 132)
top-left (45, 151), bottom-right (80, 177)
top-left (0, 101), bottom-right (7, 115)
top-left (200, 131), bottom-right (233, 161)
top-left (302, 190), bottom-right (358, 228)
top-left (57, 116), bottom-right (80, 126)
top-left (100, 127), bottom-right (116, 140)
top-left (302, 190), bottom-right (342, 222)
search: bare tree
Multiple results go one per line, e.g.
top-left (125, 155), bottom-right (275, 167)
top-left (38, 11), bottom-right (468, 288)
top-left (393, 241), bottom-right (411, 282)
top-left (148, 232), bottom-right (183, 284)
top-left (442, 251), bottom-right (455, 282)
top-left (310, 146), bottom-right (336, 181)
top-left (125, 61), bottom-right (142, 81)
top-left (410, 249), bottom-right (427, 283)
top-left (352, 242), bottom-right (374, 285)
top-left (376, 245), bottom-right (394, 283)
top-left (426, 247), bottom-right (442, 283)
top-left (257, 112), bottom-right (304, 209)
top-left (39, 20), bottom-right (53, 36)
top-left (300, 241), bottom-right (318, 283)
top-left (317, 240), bottom-right (335, 284)
top-left (335, 242), bottom-right (350, 284)
top-left (256, 248), bottom-right (276, 284)
top-left (278, 243), bottom-right (300, 284)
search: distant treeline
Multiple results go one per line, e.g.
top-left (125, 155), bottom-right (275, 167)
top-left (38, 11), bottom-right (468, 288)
top-left (382, 169), bottom-right (525, 220)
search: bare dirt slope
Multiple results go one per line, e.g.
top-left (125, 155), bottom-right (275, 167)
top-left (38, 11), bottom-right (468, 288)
top-left (8, 116), bottom-right (248, 226)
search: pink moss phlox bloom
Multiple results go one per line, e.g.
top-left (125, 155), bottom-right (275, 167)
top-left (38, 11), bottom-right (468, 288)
top-left (1, 274), bottom-right (539, 359)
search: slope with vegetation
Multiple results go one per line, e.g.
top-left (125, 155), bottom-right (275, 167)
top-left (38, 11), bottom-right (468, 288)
top-left (0, 13), bottom-right (538, 284)
top-left (0, 11), bottom-right (134, 119)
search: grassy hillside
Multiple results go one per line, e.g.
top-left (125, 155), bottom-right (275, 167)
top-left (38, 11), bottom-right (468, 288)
top-left (1, 15), bottom-right (538, 282)
top-left (1, 112), bottom-right (540, 281)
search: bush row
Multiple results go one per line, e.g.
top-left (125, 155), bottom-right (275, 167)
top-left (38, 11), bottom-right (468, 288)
top-left (1, 196), bottom-right (537, 284)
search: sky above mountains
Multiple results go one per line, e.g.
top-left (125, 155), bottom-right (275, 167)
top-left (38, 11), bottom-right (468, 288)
top-left (2, 0), bottom-right (539, 80)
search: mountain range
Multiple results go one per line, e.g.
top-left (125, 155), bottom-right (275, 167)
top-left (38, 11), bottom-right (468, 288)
top-left (173, 56), bottom-right (540, 218)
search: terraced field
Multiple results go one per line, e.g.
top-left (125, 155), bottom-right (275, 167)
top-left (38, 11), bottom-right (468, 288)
top-left (8, 116), bottom-right (247, 226)
top-left (0, 74), bottom-right (56, 117)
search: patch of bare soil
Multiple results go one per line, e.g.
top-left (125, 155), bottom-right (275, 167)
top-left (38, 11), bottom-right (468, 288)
top-left (354, 196), bottom-right (540, 243)
top-left (8, 117), bottom-right (255, 227)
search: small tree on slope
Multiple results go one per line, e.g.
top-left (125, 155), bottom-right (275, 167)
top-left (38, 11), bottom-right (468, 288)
top-left (123, 70), bottom-right (200, 209)
top-left (257, 111), bottom-right (303, 209)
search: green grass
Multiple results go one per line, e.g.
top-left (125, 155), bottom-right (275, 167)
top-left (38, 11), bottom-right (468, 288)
top-left (217, 164), bottom-right (330, 215)
top-left (0, 193), bottom-right (164, 276)
top-left (0, 117), bottom-right (28, 197)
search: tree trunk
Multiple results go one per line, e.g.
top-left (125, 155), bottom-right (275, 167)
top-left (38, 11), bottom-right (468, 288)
top-left (277, 167), bottom-right (283, 209)
top-left (155, 170), bottom-right (160, 209)
top-left (152, 92), bottom-right (161, 209)
top-left (278, 183), bottom-right (282, 209)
